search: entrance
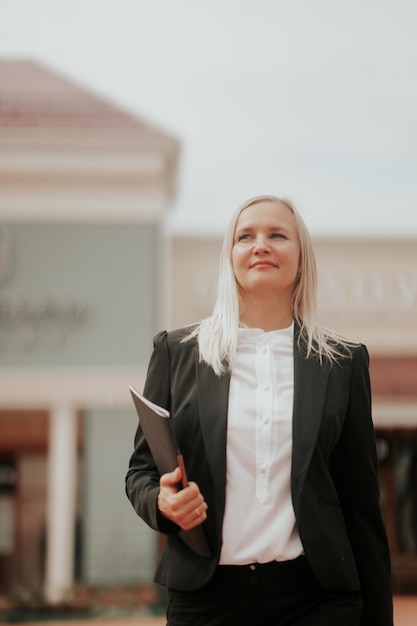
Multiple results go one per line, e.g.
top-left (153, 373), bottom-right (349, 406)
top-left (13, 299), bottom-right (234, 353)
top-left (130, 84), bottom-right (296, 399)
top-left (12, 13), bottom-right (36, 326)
top-left (0, 410), bottom-right (83, 598)
top-left (0, 459), bottom-right (18, 593)
top-left (376, 427), bottom-right (417, 593)
top-left (0, 410), bottom-right (49, 596)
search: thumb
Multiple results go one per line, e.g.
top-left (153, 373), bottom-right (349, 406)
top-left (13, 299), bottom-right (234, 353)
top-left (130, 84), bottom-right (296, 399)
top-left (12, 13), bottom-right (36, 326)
top-left (160, 466), bottom-right (181, 487)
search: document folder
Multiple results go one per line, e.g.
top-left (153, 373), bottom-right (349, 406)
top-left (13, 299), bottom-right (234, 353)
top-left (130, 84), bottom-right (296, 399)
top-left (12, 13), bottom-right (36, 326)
top-left (129, 385), bottom-right (211, 558)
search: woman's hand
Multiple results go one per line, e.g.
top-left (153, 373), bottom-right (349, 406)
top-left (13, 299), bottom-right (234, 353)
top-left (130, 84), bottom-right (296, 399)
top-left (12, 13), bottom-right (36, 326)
top-left (158, 467), bottom-right (208, 530)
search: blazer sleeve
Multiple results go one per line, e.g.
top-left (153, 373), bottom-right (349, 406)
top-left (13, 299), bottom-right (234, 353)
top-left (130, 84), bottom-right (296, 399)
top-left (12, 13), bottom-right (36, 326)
top-left (329, 344), bottom-right (393, 626)
top-left (125, 330), bottom-right (179, 535)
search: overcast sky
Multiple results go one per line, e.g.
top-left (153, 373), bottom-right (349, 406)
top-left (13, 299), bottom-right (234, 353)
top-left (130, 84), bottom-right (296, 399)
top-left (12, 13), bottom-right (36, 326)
top-left (0, 0), bottom-right (416, 236)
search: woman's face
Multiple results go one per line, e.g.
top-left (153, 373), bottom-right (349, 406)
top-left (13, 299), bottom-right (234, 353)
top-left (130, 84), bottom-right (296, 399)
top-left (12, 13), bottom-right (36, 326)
top-left (232, 200), bottom-right (301, 301)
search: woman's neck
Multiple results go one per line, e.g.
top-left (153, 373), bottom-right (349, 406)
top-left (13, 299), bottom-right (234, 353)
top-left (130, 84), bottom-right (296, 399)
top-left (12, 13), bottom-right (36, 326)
top-left (239, 295), bottom-right (293, 332)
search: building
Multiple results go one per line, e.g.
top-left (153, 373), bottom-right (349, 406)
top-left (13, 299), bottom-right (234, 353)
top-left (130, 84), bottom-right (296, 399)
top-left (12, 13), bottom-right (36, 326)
top-left (171, 233), bottom-right (417, 592)
top-left (0, 60), bottom-right (178, 603)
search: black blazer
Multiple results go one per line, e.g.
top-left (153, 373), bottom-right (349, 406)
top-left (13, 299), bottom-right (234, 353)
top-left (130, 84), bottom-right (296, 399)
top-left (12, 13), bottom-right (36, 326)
top-left (126, 325), bottom-right (393, 625)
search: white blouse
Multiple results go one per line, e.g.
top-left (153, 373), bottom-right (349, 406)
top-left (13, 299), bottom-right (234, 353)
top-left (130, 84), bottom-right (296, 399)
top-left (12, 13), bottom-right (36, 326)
top-left (219, 322), bottom-right (304, 565)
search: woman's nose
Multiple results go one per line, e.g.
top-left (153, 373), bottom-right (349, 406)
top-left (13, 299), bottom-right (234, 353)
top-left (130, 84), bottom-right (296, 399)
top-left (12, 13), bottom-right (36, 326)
top-left (253, 235), bottom-right (270, 252)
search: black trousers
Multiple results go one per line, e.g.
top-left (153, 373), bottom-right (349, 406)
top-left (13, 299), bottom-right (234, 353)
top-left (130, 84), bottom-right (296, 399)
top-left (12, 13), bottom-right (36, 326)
top-left (166, 556), bottom-right (363, 626)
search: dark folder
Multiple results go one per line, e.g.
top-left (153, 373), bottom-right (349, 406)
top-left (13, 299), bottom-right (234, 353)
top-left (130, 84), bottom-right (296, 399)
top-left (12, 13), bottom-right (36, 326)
top-left (129, 385), bottom-right (211, 558)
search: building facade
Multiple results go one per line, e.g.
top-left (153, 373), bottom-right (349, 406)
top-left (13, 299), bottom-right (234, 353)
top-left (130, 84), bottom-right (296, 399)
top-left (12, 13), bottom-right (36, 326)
top-left (0, 60), bottom-right (178, 603)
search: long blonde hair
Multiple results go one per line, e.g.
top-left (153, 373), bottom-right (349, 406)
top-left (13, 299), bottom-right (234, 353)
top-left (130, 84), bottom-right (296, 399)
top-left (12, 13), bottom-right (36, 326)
top-left (184, 195), bottom-right (352, 375)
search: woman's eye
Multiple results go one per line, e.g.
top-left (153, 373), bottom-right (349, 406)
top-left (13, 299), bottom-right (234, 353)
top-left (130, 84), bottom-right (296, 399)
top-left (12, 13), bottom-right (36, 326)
top-left (271, 232), bottom-right (286, 239)
top-left (237, 233), bottom-right (252, 241)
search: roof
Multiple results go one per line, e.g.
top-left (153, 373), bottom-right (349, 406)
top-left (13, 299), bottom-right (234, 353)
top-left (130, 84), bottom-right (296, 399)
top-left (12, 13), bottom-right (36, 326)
top-left (0, 59), bottom-right (167, 135)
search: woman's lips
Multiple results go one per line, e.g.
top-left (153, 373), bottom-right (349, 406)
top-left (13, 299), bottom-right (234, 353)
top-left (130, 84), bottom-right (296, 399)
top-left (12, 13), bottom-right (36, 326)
top-left (250, 260), bottom-right (277, 268)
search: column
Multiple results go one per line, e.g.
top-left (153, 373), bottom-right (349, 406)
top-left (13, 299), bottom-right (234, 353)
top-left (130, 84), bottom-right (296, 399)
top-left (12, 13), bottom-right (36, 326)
top-left (44, 405), bottom-right (78, 604)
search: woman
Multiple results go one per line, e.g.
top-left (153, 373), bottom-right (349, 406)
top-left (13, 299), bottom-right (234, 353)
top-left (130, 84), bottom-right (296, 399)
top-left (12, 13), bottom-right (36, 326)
top-left (126, 196), bottom-right (393, 625)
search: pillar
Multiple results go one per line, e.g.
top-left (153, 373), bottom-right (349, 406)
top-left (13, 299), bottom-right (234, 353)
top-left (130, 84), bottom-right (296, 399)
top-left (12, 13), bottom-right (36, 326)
top-left (44, 404), bottom-right (78, 604)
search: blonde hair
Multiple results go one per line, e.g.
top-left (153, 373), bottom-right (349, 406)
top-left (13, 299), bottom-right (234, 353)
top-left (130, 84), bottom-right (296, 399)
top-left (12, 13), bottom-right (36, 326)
top-left (184, 195), bottom-right (352, 375)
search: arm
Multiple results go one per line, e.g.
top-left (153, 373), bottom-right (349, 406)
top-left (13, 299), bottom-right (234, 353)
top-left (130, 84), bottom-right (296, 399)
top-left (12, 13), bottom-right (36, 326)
top-left (125, 330), bottom-right (176, 533)
top-left (125, 330), bottom-right (207, 534)
top-left (329, 345), bottom-right (393, 625)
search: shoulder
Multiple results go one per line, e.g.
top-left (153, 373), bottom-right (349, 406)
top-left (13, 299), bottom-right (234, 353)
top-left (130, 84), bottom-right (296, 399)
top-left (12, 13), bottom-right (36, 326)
top-left (317, 325), bottom-right (369, 363)
top-left (153, 323), bottom-right (199, 351)
top-left (333, 338), bottom-right (369, 365)
top-left (352, 342), bottom-right (369, 363)
top-left (303, 323), bottom-right (370, 373)
top-left (327, 342), bottom-right (370, 390)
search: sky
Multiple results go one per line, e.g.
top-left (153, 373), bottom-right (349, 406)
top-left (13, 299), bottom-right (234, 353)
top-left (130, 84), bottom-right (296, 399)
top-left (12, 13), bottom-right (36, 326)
top-left (0, 0), bottom-right (416, 236)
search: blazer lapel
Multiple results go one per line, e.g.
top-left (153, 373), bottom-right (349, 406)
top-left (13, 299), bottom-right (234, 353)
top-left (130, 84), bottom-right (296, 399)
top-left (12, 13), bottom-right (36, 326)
top-left (291, 334), bottom-right (330, 495)
top-left (196, 357), bottom-right (231, 489)
top-left (192, 331), bottom-right (330, 499)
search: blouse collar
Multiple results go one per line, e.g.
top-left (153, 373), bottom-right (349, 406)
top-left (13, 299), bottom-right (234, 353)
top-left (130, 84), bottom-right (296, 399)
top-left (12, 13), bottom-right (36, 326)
top-left (237, 321), bottom-right (294, 346)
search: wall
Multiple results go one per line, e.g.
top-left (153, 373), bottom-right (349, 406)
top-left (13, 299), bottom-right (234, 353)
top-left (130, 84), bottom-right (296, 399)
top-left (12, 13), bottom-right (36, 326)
top-left (0, 223), bottom-right (161, 367)
top-left (170, 236), bottom-right (417, 357)
top-left (83, 409), bottom-right (155, 585)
